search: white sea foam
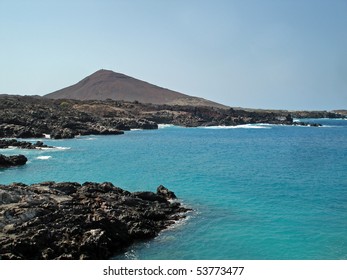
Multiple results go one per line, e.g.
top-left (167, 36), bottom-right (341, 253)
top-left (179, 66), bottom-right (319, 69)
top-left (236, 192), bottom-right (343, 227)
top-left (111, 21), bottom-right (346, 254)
top-left (130, 128), bottom-right (143, 131)
top-left (167, 214), bottom-right (193, 231)
top-left (76, 136), bottom-right (97, 141)
top-left (158, 124), bottom-right (175, 129)
top-left (2, 146), bottom-right (17, 150)
top-left (160, 204), bottom-right (195, 233)
top-left (123, 249), bottom-right (139, 260)
top-left (36, 156), bottom-right (52, 160)
top-left (40, 146), bottom-right (70, 151)
top-left (43, 134), bottom-right (51, 139)
top-left (201, 124), bottom-right (272, 129)
top-left (56, 146), bottom-right (71, 150)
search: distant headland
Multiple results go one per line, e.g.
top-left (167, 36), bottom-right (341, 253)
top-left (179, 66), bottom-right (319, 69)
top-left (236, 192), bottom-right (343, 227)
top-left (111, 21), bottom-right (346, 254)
top-left (3, 74), bottom-right (343, 173)
top-left (0, 95), bottom-right (344, 140)
top-left (0, 69), bottom-right (345, 139)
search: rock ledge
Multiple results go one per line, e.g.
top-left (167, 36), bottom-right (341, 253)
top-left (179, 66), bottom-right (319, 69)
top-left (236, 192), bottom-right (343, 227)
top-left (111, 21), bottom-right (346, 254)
top-left (0, 182), bottom-right (190, 260)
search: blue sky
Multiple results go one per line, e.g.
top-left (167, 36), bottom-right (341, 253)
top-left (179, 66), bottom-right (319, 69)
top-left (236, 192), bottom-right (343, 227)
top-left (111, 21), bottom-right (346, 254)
top-left (0, 0), bottom-right (346, 110)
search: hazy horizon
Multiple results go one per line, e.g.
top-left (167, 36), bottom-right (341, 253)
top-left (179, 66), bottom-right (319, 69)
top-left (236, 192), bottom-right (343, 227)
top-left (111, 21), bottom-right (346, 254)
top-left (1, 0), bottom-right (346, 111)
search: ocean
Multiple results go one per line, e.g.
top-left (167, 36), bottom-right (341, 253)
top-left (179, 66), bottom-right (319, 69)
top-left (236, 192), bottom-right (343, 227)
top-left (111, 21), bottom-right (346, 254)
top-left (1, 119), bottom-right (346, 260)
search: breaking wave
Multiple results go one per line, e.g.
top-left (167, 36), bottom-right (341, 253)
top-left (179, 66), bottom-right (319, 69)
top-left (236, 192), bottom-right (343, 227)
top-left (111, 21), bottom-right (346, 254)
top-left (158, 124), bottom-right (176, 129)
top-left (40, 146), bottom-right (71, 150)
top-left (36, 156), bottom-right (52, 160)
top-left (201, 124), bottom-right (272, 129)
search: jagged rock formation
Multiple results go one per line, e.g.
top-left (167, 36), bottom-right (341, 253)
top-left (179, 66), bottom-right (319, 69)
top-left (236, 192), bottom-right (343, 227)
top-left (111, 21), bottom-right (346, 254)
top-left (0, 95), bottom-right (156, 139)
top-left (0, 182), bottom-right (190, 260)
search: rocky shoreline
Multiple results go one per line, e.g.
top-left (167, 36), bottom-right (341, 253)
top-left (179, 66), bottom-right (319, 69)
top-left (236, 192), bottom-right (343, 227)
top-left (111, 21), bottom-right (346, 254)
top-left (0, 139), bottom-right (53, 168)
top-left (0, 94), bottom-right (345, 260)
top-left (0, 182), bottom-right (190, 260)
top-left (0, 95), bottom-right (343, 259)
top-left (1, 95), bottom-right (340, 139)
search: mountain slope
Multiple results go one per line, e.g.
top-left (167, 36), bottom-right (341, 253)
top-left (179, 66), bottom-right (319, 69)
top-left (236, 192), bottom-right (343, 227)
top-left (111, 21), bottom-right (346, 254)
top-left (45, 69), bottom-right (227, 108)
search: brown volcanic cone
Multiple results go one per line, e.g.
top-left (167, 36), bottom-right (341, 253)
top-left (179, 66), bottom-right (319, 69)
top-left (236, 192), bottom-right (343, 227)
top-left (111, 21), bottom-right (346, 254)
top-left (45, 69), bottom-right (227, 108)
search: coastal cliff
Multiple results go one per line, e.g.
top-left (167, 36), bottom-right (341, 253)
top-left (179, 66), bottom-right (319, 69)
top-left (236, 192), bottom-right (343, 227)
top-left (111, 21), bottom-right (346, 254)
top-left (0, 182), bottom-right (189, 260)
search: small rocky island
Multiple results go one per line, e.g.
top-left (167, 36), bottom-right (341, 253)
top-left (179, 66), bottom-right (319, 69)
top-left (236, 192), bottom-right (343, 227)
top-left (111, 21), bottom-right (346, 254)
top-left (0, 182), bottom-right (189, 259)
top-left (0, 154), bottom-right (27, 168)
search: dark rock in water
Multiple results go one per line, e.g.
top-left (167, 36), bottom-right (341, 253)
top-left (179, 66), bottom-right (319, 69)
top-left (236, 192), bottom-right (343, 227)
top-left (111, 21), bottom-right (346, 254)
top-left (285, 114), bottom-right (293, 123)
top-left (157, 185), bottom-right (177, 200)
top-left (132, 191), bottom-right (168, 203)
top-left (50, 128), bottom-right (75, 139)
top-left (98, 128), bottom-right (124, 135)
top-left (293, 121), bottom-right (322, 127)
top-left (0, 182), bottom-right (190, 260)
top-left (0, 139), bottom-right (54, 149)
top-left (0, 154), bottom-right (27, 167)
top-left (135, 119), bottom-right (158, 130)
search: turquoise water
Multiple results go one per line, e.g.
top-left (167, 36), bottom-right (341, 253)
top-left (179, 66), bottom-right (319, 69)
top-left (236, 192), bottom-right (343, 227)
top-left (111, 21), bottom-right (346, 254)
top-left (1, 119), bottom-right (347, 259)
